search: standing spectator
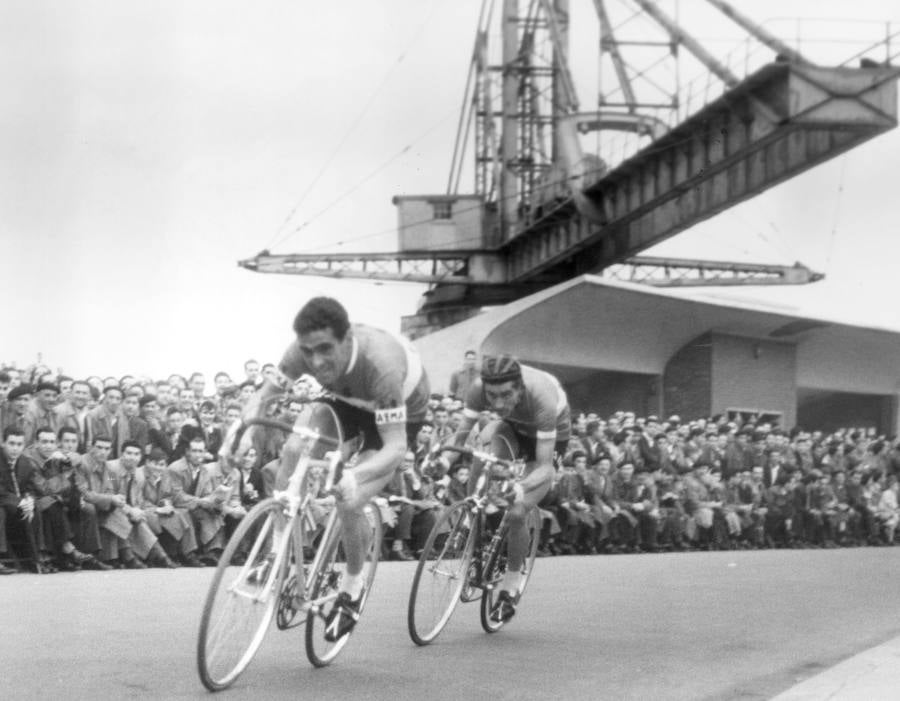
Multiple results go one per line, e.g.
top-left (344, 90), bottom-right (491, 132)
top-left (188, 372), bottom-right (207, 403)
top-left (86, 386), bottom-right (128, 458)
top-left (122, 392), bottom-right (150, 455)
top-left (55, 380), bottom-right (92, 453)
top-left (23, 381), bottom-right (62, 446)
top-left (4, 384), bottom-right (33, 434)
top-left (147, 407), bottom-right (186, 462)
top-left (875, 475), bottom-right (900, 544)
top-left (243, 359), bottom-right (262, 388)
top-left (448, 350), bottom-right (479, 400)
top-left (430, 406), bottom-right (454, 448)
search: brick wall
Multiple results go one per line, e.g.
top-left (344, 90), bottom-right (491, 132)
top-left (663, 333), bottom-right (712, 420)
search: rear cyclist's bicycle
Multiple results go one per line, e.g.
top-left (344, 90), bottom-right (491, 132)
top-left (407, 439), bottom-right (540, 645)
top-left (196, 403), bottom-right (383, 691)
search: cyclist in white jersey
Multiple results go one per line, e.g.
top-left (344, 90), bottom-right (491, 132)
top-left (236, 297), bottom-right (429, 640)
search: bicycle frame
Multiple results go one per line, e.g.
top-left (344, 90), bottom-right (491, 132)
top-left (227, 420), bottom-right (344, 616)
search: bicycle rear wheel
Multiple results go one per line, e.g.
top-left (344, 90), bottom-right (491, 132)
top-left (479, 506), bottom-right (540, 633)
top-left (407, 500), bottom-right (477, 645)
top-left (305, 503), bottom-right (382, 667)
top-left (197, 498), bottom-right (290, 691)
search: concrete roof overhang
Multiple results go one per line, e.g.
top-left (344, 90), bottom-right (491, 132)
top-left (414, 275), bottom-right (900, 397)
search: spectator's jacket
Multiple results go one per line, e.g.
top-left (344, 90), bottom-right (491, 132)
top-left (86, 406), bottom-right (129, 458)
top-left (23, 404), bottom-right (63, 446)
top-left (55, 401), bottom-right (90, 452)
top-left (146, 427), bottom-right (185, 462)
top-left (557, 469), bottom-right (587, 504)
top-left (584, 470), bottom-right (615, 509)
top-left (74, 453), bottom-right (118, 511)
top-left (23, 447), bottom-right (79, 512)
top-left (681, 473), bottom-right (712, 515)
top-left (845, 481), bottom-right (867, 510)
top-left (763, 483), bottom-right (793, 517)
top-left (0, 450), bottom-right (42, 508)
top-left (107, 460), bottom-right (145, 509)
top-left (724, 443), bottom-right (753, 478)
top-left (449, 366), bottom-right (478, 401)
top-left (876, 488), bottom-right (899, 520)
top-left (167, 458), bottom-right (217, 510)
top-left (610, 473), bottom-right (641, 509)
top-left (202, 462), bottom-right (243, 512)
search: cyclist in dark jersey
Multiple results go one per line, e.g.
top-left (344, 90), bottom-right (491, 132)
top-left (236, 297), bottom-right (429, 640)
top-left (450, 354), bottom-right (571, 623)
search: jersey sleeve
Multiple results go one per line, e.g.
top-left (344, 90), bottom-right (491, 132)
top-left (278, 340), bottom-right (308, 382)
top-left (368, 344), bottom-right (409, 426)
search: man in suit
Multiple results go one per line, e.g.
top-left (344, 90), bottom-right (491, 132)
top-left (0, 427), bottom-right (44, 573)
top-left (86, 386), bottom-right (128, 459)
top-left (140, 449), bottom-right (204, 566)
top-left (107, 440), bottom-right (177, 567)
top-left (55, 380), bottom-right (92, 453)
top-left (23, 381), bottom-right (63, 446)
top-left (74, 434), bottom-right (146, 568)
top-left (168, 436), bottom-right (226, 564)
top-left (147, 406), bottom-right (187, 462)
top-left (25, 426), bottom-right (110, 571)
top-left (448, 350), bottom-right (478, 401)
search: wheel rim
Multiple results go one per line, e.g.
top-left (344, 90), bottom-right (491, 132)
top-left (408, 502), bottom-right (475, 644)
top-left (197, 499), bottom-right (288, 690)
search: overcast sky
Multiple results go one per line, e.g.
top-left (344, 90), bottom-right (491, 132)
top-left (2, 0), bottom-right (899, 381)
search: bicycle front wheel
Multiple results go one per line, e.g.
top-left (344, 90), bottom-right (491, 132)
top-left (305, 502), bottom-right (382, 667)
top-left (197, 498), bottom-right (290, 691)
top-left (407, 500), bottom-right (476, 645)
top-left (479, 506), bottom-right (541, 634)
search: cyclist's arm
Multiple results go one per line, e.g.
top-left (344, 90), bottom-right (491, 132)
top-left (520, 434), bottom-right (555, 497)
top-left (353, 421), bottom-right (408, 488)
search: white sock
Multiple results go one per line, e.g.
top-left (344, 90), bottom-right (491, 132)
top-left (341, 571), bottom-right (365, 600)
top-left (499, 569), bottom-right (524, 596)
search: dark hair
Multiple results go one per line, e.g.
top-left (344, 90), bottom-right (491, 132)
top-left (293, 297), bottom-right (350, 340)
top-left (58, 426), bottom-right (78, 441)
top-left (2, 426), bottom-right (24, 441)
top-left (166, 406), bottom-right (183, 417)
top-left (92, 434), bottom-right (113, 446)
top-left (35, 426), bottom-right (57, 441)
top-left (0, 371), bottom-right (10, 383)
top-left (146, 448), bottom-right (168, 464)
top-left (120, 440), bottom-right (142, 454)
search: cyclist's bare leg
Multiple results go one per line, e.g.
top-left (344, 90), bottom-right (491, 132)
top-left (501, 476), bottom-right (550, 594)
top-left (336, 449), bottom-right (393, 598)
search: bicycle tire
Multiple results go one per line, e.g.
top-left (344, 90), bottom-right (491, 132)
top-left (197, 498), bottom-right (290, 691)
top-left (407, 500), bottom-right (477, 645)
top-left (305, 502), bottom-right (382, 667)
top-left (479, 506), bottom-right (541, 634)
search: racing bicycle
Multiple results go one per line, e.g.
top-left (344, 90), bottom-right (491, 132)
top-left (407, 438), bottom-right (540, 645)
top-left (196, 403), bottom-right (382, 691)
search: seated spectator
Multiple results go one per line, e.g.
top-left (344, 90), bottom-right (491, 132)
top-left (140, 448), bottom-right (204, 566)
top-left (875, 474), bottom-right (900, 544)
top-left (26, 427), bottom-right (110, 571)
top-left (168, 436), bottom-right (226, 565)
top-left (380, 451), bottom-right (438, 559)
top-left (74, 434), bottom-right (147, 569)
top-left (556, 452), bottom-right (595, 554)
top-left (108, 441), bottom-right (178, 568)
top-left (0, 427), bottom-right (45, 573)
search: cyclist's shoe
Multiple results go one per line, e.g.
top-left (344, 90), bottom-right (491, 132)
top-left (489, 590), bottom-right (518, 623)
top-left (323, 591), bottom-right (363, 642)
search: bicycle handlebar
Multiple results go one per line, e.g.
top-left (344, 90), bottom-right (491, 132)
top-left (226, 415), bottom-right (342, 456)
top-left (432, 443), bottom-right (516, 472)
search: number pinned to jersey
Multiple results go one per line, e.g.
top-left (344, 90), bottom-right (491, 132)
top-left (374, 405), bottom-right (407, 425)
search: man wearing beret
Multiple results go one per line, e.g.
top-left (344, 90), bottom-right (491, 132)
top-left (4, 384), bottom-right (33, 435)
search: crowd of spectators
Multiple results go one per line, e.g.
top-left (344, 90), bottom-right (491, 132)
top-left (2, 358), bottom-right (900, 576)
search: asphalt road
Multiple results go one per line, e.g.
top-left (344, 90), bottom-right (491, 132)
top-left (5, 548), bottom-right (900, 700)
